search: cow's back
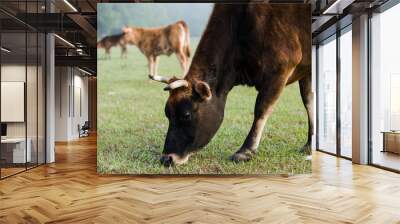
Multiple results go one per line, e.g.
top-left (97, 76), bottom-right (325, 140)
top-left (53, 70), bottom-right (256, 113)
top-left (240, 4), bottom-right (311, 87)
top-left (137, 21), bottom-right (188, 57)
top-left (190, 4), bottom-right (311, 90)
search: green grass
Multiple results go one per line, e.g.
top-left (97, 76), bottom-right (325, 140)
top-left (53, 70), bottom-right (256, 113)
top-left (97, 39), bottom-right (311, 175)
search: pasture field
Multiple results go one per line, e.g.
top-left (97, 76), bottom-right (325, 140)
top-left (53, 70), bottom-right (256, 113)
top-left (97, 39), bottom-right (311, 175)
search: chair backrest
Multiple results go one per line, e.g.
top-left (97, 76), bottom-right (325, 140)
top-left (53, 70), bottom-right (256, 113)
top-left (82, 121), bottom-right (90, 129)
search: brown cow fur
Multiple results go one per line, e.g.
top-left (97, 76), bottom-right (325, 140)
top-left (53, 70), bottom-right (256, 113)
top-left (97, 33), bottom-right (128, 59)
top-left (157, 3), bottom-right (312, 165)
top-left (122, 21), bottom-right (191, 77)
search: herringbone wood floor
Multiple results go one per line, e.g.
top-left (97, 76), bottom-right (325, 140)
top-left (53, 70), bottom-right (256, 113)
top-left (1, 135), bottom-right (400, 224)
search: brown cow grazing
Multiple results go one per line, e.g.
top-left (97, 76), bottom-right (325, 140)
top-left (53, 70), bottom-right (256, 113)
top-left (150, 4), bottom-right (312, 166)
top-left (122, 20), bottom-right (191, 77)
top-left (97, 33), bottom-right (128, 59)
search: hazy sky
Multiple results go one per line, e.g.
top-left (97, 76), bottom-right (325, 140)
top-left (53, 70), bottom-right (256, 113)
top-left (98, 3), bottom-right (214, 38)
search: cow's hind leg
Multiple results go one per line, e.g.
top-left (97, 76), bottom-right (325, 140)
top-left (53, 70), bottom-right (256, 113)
top-left (299, 75), bottom-right (313, 155)
top-left (121, 45), bottom-right (127, 59)
top-left (176, 51), bottom-right (187, 76)
top-left (230, 74), bottom-right (290, 162)
top-left (105, 48), bottom-right (111, 59)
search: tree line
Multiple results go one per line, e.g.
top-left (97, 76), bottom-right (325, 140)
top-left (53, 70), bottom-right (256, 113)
top-left (97, 3), bottom-right (213, 39)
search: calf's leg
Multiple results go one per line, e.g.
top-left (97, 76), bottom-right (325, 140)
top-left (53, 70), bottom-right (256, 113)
top-left (147, 55), bottom-right (155, 76)
top-left (230, 71), bottom-right (293, 163)
top-left (154, 56), bottom-right (159, 76)
top-left (298, 75), bottom-right (313, 155)
top-left (120, 45), bottom-right (127, 58)
top-left (105, 48), bottom-right (110, 59)
top-left (176, 51), bottom-right (187, 76)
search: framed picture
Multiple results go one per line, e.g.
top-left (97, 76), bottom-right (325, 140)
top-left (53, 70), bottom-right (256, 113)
top-left (97, 3), bottom-right (312, 175)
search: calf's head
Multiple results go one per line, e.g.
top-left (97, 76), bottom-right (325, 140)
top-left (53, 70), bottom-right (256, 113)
top-left (150, 75), bottom-right (224, 166)
top-left (121, 26), bottom-right (139, 45)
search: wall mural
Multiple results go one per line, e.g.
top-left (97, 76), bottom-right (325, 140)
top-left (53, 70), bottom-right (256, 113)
top-left (97, 3), bottom-right (312, 175)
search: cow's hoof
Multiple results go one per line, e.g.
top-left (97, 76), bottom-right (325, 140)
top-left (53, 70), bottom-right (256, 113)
top-left (230, 152), bottom-right (253, 163)
top-left (299, 144), bottom-right (311, 155)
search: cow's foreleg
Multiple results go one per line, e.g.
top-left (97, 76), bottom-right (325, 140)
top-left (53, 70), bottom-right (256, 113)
top-left (148, 55), bottom-right (155, 76)
top-left (154, 56), bottom-right (159, 76)
top-left (230, 75), bottom-right (290, 162)
top-left (299, 75), bottom-right (313, 155)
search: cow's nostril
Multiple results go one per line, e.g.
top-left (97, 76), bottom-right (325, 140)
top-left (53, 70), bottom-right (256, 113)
top-left (160, 155), bottom-right (173, 167)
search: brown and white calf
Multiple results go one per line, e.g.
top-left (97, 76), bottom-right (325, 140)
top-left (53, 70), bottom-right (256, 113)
top-left (150, 4), bottom-right (312, 166)
top-left (122, 21), bottom-right (191, 77)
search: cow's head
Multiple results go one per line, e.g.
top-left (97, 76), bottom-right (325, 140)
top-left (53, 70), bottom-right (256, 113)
top-left (150, 75), bottom-right (224, 166)
top-left (96, 41), bottom-right (102, 48)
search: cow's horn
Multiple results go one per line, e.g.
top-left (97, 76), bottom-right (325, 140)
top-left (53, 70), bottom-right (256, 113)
top-left (164, 80), bottom-right (189, 91)
top-left (149, 74), bottom-right (169, 84)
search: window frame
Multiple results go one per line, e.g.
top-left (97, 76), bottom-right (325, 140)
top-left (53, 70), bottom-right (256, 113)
top-left (315, 23), bottom-right (353, 161)
top-left (0, 0), bottom-right (47, 180)
top-left (367, 0), bottom-right (400, 173)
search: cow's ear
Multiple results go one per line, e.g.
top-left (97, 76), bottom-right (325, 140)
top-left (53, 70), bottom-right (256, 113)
top-left (193, 81), bottom-right (212, 101)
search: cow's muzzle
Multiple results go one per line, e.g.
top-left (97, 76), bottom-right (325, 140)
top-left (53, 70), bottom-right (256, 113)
top-left (160, 153), bottom-right (191, 167)
top-left (160, 154), bottom-right (173, 167)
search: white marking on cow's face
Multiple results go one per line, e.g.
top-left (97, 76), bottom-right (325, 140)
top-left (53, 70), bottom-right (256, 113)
top-left (167, 153), bottom-right (191, 165)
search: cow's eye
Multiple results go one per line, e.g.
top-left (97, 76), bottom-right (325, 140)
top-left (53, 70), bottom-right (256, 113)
top-left (181, 111), bottom-right (191, 121)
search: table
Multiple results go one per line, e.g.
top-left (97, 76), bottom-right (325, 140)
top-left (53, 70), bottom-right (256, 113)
top-left (1, 138), bottom-right (31, 163)
top-left (382, 131), bottom-right (400, 154)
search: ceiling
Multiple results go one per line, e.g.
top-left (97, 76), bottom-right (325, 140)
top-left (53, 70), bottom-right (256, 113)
top-left (0, 0), bottom-right (97, 74)
top-left (311, 0), bottom-right (390, 43)
top-left (1, 32), bottom-right (46, 65)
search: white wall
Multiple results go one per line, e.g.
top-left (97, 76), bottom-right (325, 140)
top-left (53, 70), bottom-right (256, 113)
top-left (1, 65), bottom-right (40, 138)
top-left (1, 63), bottom-right (46, 164)
top-left (72, 73), bottom-right (89, 138)
top-left (54, 67), bottom-right (89, 141)
top-left (55, 66), bottom-right (70, 141)
top-left (1, 65), bottom-right (26, 138)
